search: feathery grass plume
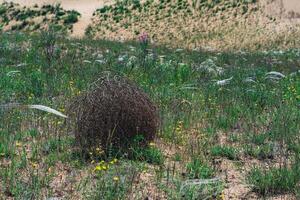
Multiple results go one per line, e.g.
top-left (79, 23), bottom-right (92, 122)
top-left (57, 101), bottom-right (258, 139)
top-left (215, 77), bottom-right (233, 86)
top-left (243, 77), bottom-right (256, 83)
top-left (0, 103), bottom-right (67, 118)
top-left (265, 71), bottom-right (286, 81)
top-left (6, 70), bottom-right (21, 76)
top-left (196, 58), bottom-right (224, 76)
top-left (68, 71), bottom-right (159, 155)
top-left (27, 105), bottom-right (67, 118)
top-left (180, 178), bottom-right (223, 199)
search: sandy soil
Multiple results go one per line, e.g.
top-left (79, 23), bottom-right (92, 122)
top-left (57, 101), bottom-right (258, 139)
top-left (282, 0), bottom-right (300, 13)
top-left (263, 0), bottom-right (300, 19)
top-left (0, 0), bottom-right (113, 37)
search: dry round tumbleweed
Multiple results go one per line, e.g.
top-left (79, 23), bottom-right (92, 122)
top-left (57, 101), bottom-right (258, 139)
top-left (70, 72), bottom-right (159, 153)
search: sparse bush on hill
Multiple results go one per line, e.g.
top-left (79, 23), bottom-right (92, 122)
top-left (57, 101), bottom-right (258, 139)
top-left (69, 72), bottom-right (159, 155)
top-left (64, 10), bottom-right (81, 25)
top-left (0, 2), bottom-right (80, 33)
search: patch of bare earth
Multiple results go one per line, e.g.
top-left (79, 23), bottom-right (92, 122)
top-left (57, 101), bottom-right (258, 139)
top-left (217, 132), bottom-right (297, 200)
top-left (128, 139), bottom-right (186, 199)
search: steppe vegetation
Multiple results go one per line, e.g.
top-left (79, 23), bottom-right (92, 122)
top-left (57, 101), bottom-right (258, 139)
top-left (0, 0), bottom-right (300, 199)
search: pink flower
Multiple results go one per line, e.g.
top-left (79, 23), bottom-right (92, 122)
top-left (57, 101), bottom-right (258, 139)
top-left (138, 32), bottom-right (149, 43)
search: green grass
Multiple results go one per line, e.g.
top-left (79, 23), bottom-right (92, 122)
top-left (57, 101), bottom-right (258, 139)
top-left (248, 166), bottom-right (300, 195)
top-left (211, 145), bottom-right (239, 160)
top-left (186, 158), bottom-right (215, 179)
top-left (0, 30), bottom-right (299, 199)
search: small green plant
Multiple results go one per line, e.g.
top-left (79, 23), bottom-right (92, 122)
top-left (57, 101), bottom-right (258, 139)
top-left (0, 5), bottom-right (7, 15)
top-left (186, 158), bottom-right (214, 179)
top-left (64, 10), bottom-right (80, 24)
top-left (129, 136), bottom-right (164, 165)
top-left (211, 145), bottom-right (239, 160)
top-left (228, 133), bottom-right (239, 143)
top-left (173, 153), bottom-right (182, 161)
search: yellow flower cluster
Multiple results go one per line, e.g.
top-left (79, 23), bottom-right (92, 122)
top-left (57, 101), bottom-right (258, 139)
top-left (175, 121), bottom-right (186, 144)
top-left (175, 121), bottom-right (184, 134)
top-left (94, 158), bottom-right (118, 172)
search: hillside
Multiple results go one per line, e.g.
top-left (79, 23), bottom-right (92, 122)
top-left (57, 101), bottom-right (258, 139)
top-left (88, 0), bottom-right (300, 50)
top-left (1, 0), bottom-right (300, 50)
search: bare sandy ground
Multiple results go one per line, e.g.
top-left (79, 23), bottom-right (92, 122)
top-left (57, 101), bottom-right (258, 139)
top-left (263, 0), bottom-right (300, 19)
top-left (283, 0), bottom-right (300, 13)
top-left (0, 0), bottom-right (113, 37)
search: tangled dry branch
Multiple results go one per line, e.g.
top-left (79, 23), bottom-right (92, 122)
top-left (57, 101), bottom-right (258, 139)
top-left (69, 72), bottom-right (159, 154)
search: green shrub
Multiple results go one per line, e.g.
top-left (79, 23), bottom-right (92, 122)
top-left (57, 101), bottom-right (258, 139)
top-left (211, 145), bottom-right (239, 160)
top-left (131, 145), bottom-right (164, 165)
top-left (64, 10), bottom-right (80, 24)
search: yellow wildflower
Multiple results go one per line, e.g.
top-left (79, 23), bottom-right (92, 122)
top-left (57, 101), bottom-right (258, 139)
top-left (113, 176), bottom-right (119, 182)
top-left (94, 165), bottom-right (102, 171)
top-left (220, 191), bottom-right (225, 200)
top-left (16, 141), bottom-right (22, 147)
top-left (31, 162), bottom-right (38, 169)
top-left (149, 142), bottom-right (155, 147)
